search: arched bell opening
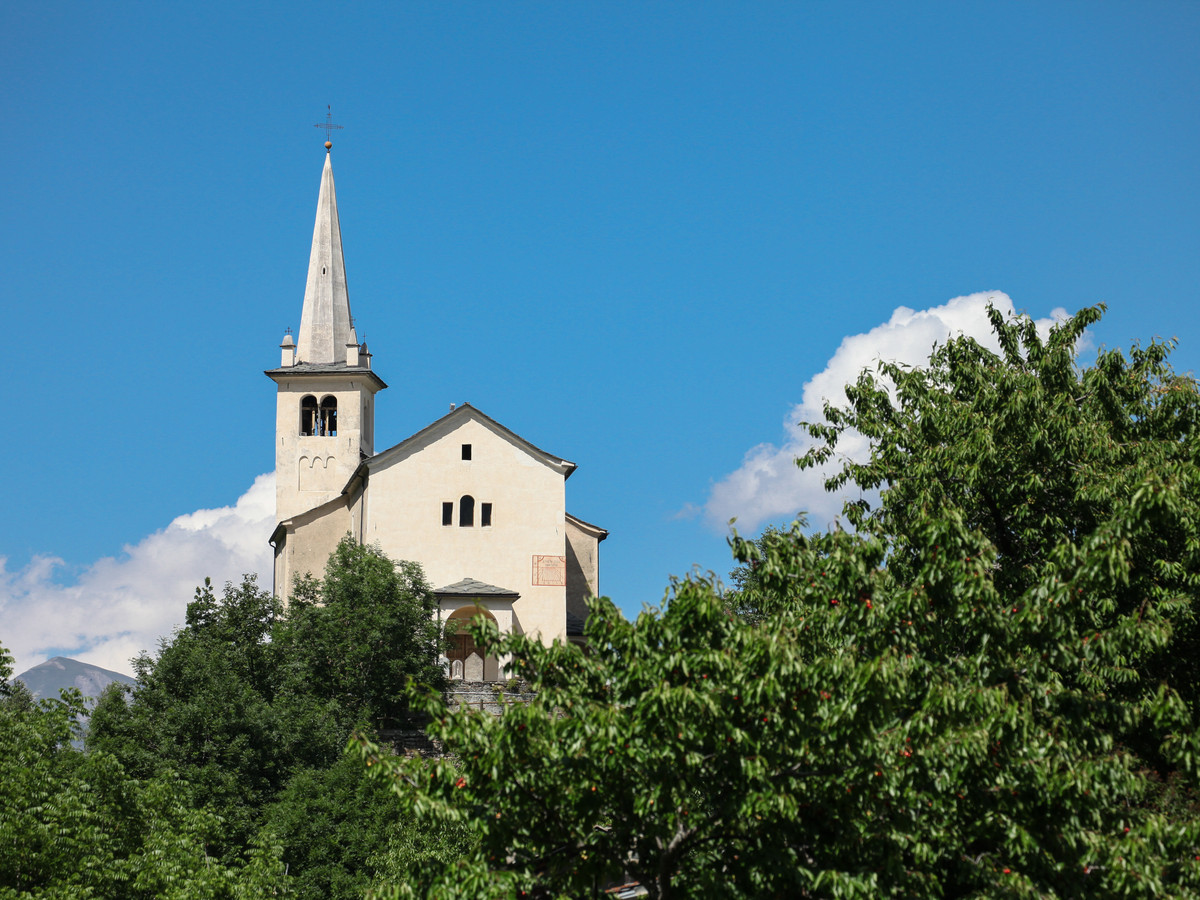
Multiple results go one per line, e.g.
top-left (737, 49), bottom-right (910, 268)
top-left (300, 395), bottom-right (318, 436)
top-left (319, 396), bottom-right (338, 436)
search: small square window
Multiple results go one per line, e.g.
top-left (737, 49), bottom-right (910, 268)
top-left (481, 503), bottom-right (492, 527)
top-left (442, 502), bottom-right (453, 526)
top-left (461, 444), bottom-right (472, 460)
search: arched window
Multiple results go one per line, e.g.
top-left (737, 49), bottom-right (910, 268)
top-left (300, 396), bottom-right (318, 436)
top-left (459, 495), bottom-right (474, 527)
top-left (320, 396), bottom-right (337, 436)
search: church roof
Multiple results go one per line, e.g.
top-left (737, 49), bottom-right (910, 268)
top-left (363, 403), bottom-right (577, 480)
top-left (435, 577), bottom-right (521, 598)
top-left (295, 149), bottom-right (357, 365)
top-left (264, 360), bottom-right (387, 390)
top-left (566, 511), bottom-right (609, 541)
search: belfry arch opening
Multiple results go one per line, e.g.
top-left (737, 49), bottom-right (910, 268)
top-left (445, 604), bottom-right (499, 681)
top-left (300, 395), bottom-right (338, 436)
top-left (320, 396), bottom-right (337, 436)
top-left (300, 395), bottom-right (318, 435)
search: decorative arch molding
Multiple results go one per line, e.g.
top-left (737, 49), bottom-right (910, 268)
top-left (298, 453), bottom-right (338, 492)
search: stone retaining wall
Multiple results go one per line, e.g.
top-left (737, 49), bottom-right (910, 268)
top-left (380, 681), bottom-right (534, 757)
top-left (445, 681), bottom-right (536, 715)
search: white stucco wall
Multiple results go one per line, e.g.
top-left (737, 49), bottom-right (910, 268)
top-left (273, 497), bottom-right (354, 601)
top-left (271, 374), bottom-right (378, 522)
top-left (364, 414), bottom-right (569, 642)
top-left (565, 516), bottom-right (603, 626)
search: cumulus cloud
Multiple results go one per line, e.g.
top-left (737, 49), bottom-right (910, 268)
top-left (703, 292), bottom-right (1071, 534)
top-left (0, 473), bottom-right (276, 678)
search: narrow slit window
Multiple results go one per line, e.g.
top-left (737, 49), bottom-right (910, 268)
top-left (461, 443), bottom-right (472, 460)
top-left (442, 502), bottom-right (453, 526)
top-left (481, 503), bottom-right (492, 527)
top-left (459, 495), bottom-right (474, 527)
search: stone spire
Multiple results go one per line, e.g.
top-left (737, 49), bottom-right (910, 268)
top-left (295, 146), bottom-right (357, 365)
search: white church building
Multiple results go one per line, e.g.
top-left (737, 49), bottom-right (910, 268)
top-left (267, 143), bottom-right (606, 681)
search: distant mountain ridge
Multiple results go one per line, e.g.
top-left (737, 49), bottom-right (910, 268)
top-left (14, 656), bottom-right (137, 704)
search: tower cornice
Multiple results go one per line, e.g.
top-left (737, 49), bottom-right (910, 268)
top-left (264, 362), bottom-right (387, 392)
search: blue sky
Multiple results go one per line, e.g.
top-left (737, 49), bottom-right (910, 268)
top-left (3, 2), bottom-right (1198, 675)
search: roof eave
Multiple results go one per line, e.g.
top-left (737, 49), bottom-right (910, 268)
top-left (264, 366), bottom-right (388, 391)
top-left (566, 511), bottom-right (609, 542)
top-left (367, 403), bottom-right (575, 477)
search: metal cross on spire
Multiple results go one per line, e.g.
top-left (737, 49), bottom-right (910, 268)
top-left (314, 106), bottom-right (344, 145)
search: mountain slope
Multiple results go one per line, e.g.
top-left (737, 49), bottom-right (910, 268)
top-left (15, 656), bottom-right (137, 703)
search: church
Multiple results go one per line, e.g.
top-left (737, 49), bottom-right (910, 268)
top-left (266, 142), bottom-right (606, 681)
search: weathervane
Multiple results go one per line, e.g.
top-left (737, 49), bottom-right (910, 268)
top-left (314, 105), bottom-right (343, 148)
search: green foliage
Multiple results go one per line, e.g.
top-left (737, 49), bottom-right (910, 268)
top-left (260, 754), bottom-right (400, 900)
top-left (366, 817), bottom-right (478, 899)
top-left (358, 307), bottom-right (1200, 898)
top-left (726, 523), bottom-right (806, 625)
top-left (798, 304), bottom-right (1200, 767)
top-left (88, 576), bottom-right (287, 854)
top-left (276, 538), bottom-right (445, 734)
top-left (86, 537), bottom-right (447, 898)
top-left (0, 643), bottom-right (292, 899)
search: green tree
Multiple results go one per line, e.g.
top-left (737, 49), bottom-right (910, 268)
top-left (725, 524), bottom-right (804, 626)
top-left (88, 538), bottom-right (447, 898)
top-left (798, 304), bottom-right (1200, 767)
top-left (260, 752), bottom-right (464, 900)
top-left (358, 306), bottom-right (1200, 898)
top-left (0, 642), bottom-right (292, 899)
top-left (263, 538), bottom-right (448, 899)
top-left (275, 536), bottom-right (445, 736)
top-left (89, 575), bottom-right (287, 855)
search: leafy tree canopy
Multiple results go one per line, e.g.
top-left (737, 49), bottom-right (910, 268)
top-left (88, 536), bottom-right (445, 898)
top-left (277, 538), bottom-right (444, 735)
top-left (360, 306), bottom-right (1200, 898)
top-left (0, 642), bottom-right (291, 899)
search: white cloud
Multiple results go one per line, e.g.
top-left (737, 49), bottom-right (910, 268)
top-left (0, 473), bottom-right (276, 678)
top-left (703, 292), bottom-right (1072, 534)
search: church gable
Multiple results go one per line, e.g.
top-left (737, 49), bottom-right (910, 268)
top-left (355, 405), bottom-right (575, 643)
top-left (362, 406), bottom-right (569, 550)
top-left (364, 404), bottom-right (575, 481)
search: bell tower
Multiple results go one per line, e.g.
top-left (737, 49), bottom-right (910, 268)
top-left (266, 142), bottom-right (386, 523)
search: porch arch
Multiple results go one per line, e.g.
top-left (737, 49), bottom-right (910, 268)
top-left (445, 604), bottom-right (500, 682)
top-left (435, 579), bottom-right (520, 683)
